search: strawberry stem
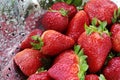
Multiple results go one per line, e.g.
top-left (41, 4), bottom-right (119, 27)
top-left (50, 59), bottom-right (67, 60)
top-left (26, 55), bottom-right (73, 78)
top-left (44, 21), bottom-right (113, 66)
top-left (59, 8), bottom-right (68, 16)
top-left (112, 7), bottom-right (120, 23)
top-left (49, 8), bottom-right (68, 17)
top-left (31, 35), bottom-right (44, 50)
top-left (74, 45), bottom-right (88, 80)
top-left (85, 18), bottom-right (110, 36)
top-left (99, 74), bottom-right (106, 80)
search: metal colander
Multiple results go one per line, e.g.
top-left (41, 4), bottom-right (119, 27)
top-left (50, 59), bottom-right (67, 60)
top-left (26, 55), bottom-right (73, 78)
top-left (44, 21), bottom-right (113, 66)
top-left (0, 0), bottom-right (47, 80)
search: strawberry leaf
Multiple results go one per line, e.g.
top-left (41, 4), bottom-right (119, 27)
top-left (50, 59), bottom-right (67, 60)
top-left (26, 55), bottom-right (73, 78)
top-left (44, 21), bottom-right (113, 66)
top-left (49, 8), bottom-right (68, 17)
top-left (72, 0), bottom-right (82, 7)
top-left (104, 52), bottom-right (115, 65)
top-left (99, 74), bottom-right (106, 80)
top-left (31, 35), bottom-right (44, 50)
top-left (74, 45), bottom-right (81, 54)
top-left (59, 8), bottom-right (68, 16)
top-left (65, 0), bottom-right (73, 4)
top-left (36, 67), bottom-right (45, 73)
top-left (91, 18), bottom-right (97, 26)
top-left (85, 23), bottom-right (97, 35)
top-left (112, 7), bottom-right (120, 23)
top-left (74, 45), bottom-right (88, 80)
top-left (85, 18), bottom-right (110, 36)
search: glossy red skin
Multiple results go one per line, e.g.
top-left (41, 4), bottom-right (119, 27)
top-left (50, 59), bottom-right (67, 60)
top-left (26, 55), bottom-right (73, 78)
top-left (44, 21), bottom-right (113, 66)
top-left (51, 2), bottom-right (77, 20)
top-left (20, 29), bottom-right (43, 49)
top-left (85, 74), bottom-right (99, 80)
top-left (14, 49), bottom-right (43, 76)
top-left (28, 71), bottom-right (53, 80)
top-left (41, 11), bottom-right (68, 32)
top-left (41, 30), bottom-right (75, 56)
top-left (110, 24), bottom-right (120, 52)
top-left (84, 0), bottom-right (118, 25)
top-left (66, 10), bottom-right (89, 42)
top-left (103, 57), bottom-right (120, 80)
top-left (48, 50), bottom-right (79, 80)
top-left (78, 32), bottom-right (112, 73)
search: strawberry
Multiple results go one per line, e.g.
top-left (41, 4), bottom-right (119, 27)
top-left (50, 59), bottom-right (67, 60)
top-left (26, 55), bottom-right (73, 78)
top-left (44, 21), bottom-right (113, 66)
top-left (48, 45), bottom-right (88, 80)
top-left (14, 49), bottom-right (43, 76)
top-left (85, 74), bottom-right (106, 80)
top-left (103, 57), bottom-right (120, 80)
top-left (41, 9), bottom-right (68, 32)
top-left (110, 23), bottom-right (120, 52)
top-left (84, 0), bottom-right (118, 25)
top-left (110, 8), bottom-right (120, 52)
top-left (20, 29), bottom-right (43, 49)
top-left (77, 19), bottom-right (112, 73)
top-left (51, 2), bottom-right (77, 20)
top-left (85, 74), bottom-right (99, 80)
top-left (66, 10), bottom-right (89, 42)
top-left (28, 71), bottom-right (53, 80)
top-left (40, 30), bottom-right (75, 56)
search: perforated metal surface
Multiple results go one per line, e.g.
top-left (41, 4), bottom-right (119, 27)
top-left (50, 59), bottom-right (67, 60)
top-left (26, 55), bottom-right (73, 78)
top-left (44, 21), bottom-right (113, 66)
top-left (0, 0), bottom-right (45, 80)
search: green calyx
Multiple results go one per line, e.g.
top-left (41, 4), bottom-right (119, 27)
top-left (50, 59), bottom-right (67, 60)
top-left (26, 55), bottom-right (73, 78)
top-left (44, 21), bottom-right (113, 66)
top-left (74, 45), bottom-right (88, 80)
top-left (59, 8), bottom-right (68, 16)
top-left (85, 18), bottom-right (110, 36)
top-left (30, 35), bottom-right (44, 50)
top-left (99, 74), bottom-right (106, 80)
top-left (112, 7), bottom-right (120, 23)
top-left (49, 8), bottom-right (68, 17)
top-left (36, 67), bottom-right (45, 73)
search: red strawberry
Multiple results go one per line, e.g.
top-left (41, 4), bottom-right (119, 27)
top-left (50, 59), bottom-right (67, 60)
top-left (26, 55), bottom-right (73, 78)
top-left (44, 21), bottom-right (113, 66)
top-left (66, 10), bottom-right (89, 42)
top-left (40, 30), bottom-right (75, 56)
top-left (28, 71), bottom-right (53, 80)
top-left (41, 9), bottom-right (68, 32)
top-left (48, 45), bottom-right (88, 80)
top-left (110, 24), bottom-right (120, 52)
top-left (103, 57), bottom-right (120, 80)
top-left (20, 29), bottom-right (43, 49)
top-left (51, 2), bottom-right (77, 20)
top-left (84, 0), bottom-right (118, 25)
top-left (85, 74), bottom-right (99, 80)
top-left (77, 20), bottom-right (112, 73)
top-left (14, 49), bottom-right (43, 76)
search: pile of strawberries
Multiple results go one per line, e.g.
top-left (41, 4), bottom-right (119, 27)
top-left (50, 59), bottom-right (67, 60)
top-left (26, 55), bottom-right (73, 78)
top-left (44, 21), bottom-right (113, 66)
top-left (13, 0), bottom-right (120, 80)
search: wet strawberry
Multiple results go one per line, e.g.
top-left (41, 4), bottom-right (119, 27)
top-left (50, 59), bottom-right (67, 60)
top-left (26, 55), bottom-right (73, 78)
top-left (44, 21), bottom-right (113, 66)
top-left (84, 0), bottom-right (118, 25)
top-left (110, 8), bottom-right (120, 53)
top-left (51, 2), bottom-right (77, 20)
top-left (20, 29), bottom-right (43, 49)
top-left (48, 45), bottom-right (88, 80)
top-left (85, 74), bottom-right (106, 80)
top-left (103, 57), bottom-right (120, 80)
top-left (78, 20), bottom-right (112, 73)
top-left (28, 71), bottom-right (53, 80)
top-left (41, 9), bottom-right (68, 32)
top-left (40, 30), bottom-right (75, 56)
top-left (110, 24), bottom-right (120, 52)
top-left (66, 10), bottom-right (89, 42)
top-left (85, 74), bottom-right (99, 80)
top-left (14, 49), bottom-right (43, 76)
